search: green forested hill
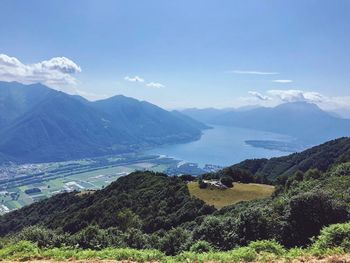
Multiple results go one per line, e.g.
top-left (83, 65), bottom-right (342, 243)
top-left (1, 140), bottom-right (350, 255)
top-left (0, 171), bottom-right (214, 236)
top-left (214, 137), bottom-right (350, 182)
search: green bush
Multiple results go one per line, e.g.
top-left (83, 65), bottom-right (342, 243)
top-left (304, 169), bottom-right (322, 180)
top-left (115, 208), bottom-right (142, 231)
top-left (193, 216), bottom-right (239, 250)
top-left (0, 240), bottom-right (39, 260)
top-left (312, 222), bottom-right (350, 252)
top-left (228, 247), bottom-right (257, 262)
top-left (159, 227), bottom-right (191, 255)
top-left (190, 240), bottom-right (214, 253)
top-left (221, 176), bottom-right (234, 188)
top-left (123, 228), bottom-right (150, 249)
top-left (15, 225), bottom-right (67, 248)
top-left (198, 179), bottom-right (208, 189)
top-left (176, 247), bottom-right (257, 263)
top-left (41, 247), bottom-right (166, 261)
top-left (72, 225), bottom-right (110, 249)
top-left (248, 240), bottom-right (286, 255)
top-left (331, 162), bottom-right (350, 177)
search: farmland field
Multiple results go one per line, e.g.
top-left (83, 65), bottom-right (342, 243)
top-left (187, 181), bottom-right (275, 208)
top-left (0, 153), bottom-right (216, 214)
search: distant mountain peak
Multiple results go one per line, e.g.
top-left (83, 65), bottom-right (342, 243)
top-left (276, 101), bottom-right (320, 108)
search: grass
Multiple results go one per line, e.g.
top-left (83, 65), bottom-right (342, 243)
top-left (0, 240), bottom-right (347, 262)
top-left (188, 181), bottom-right (275, 208)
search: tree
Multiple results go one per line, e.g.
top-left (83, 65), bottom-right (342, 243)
top-left (282, 191), bottom-right (349, 247)
top-left (193, 216), bottom-right (238, 250)
top-left (73, 225), bottom-right (110, 249)
top-left (304, 168), bottom-right (322, 180)
top-left (15, 226), bottom-right (66, 248)
top-left (198, 179), bottom-right (208, 189)
top-left (159, 227), bottom-right (191, 255)
top-left (179, 174), bottom-right (196, 182)
top-left (123, 228), bottom-right (150, 249)
top-left (190, 240), bottom-right (214, 253)
top-left (221, 176), bottom-right (234, 188)
top-left (115, 208), bottom-right (142, 231)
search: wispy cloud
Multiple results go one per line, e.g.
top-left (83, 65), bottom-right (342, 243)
top-left (124, 75), bottom-right (144, 82)
top-left (272, 79), bottom-right (293, 83)
top-left (146, 82), bottom-right (165, 88)
top-left (0, 54), bottom-right (81, 87)
top-left (248, 91), bottom-right (271, 101)
top-left (228, 70), bottom-right (279, 75)
top-left (124, 75), bottom-right (164, 88)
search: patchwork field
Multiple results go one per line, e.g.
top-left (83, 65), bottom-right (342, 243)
top-left (0, 153), bottom-right (216, 214)
top-left (188, 181), bottom-right (275, 208)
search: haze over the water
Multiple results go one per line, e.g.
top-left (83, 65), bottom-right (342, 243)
top-left (1, 0), bottom-right (350, 117)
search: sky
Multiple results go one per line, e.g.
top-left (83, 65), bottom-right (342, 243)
top-left (0, 0), bottom-right (350, 111)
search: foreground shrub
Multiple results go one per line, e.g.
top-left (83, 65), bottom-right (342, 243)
top-left (176, 247), bottom-right (257, 263)
top-left (0, 240), bottom-right (39, 260)
top-left (283, 191), bottom-right (349, 247)
top-left (42, 247), bottom-right (166, 261)
top-left (193, 216), bottom-right (238, 250)
top-left (312, 222), bottom-right (350, 252)
top-left (190, 240), bottom-right (214, 253)
top-left (15, 225), bottom-right (66, 248)
top-left (159, 227), bottom-right (191, 255)
top-left (73, 225), bottom-right (110, 249)
top-left (248, 240), bottom-right (286, 255)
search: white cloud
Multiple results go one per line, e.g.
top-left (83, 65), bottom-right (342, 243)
top-left (40, 57), bottom-right (81, 74)
top-left (267, 89), bottom-right (307, 102)
top-left (229, 70), bottom-right (279, 75)
top-left (246, 89), bottom-right (350, 112)
top-left (146, 82), bottom-right (164, 88)
top-left (266, 89), bottom-right (328, 104)
top-left (124, 75), bottom-right (164, 88)
top-left (272, 79), bottom-right (293, 83)
top-left (124, 75), bottom-right (144, 82)
top-left (248, 91), bottom-right (271, 101)
top-left (0, 54), bottom-right (81, 87)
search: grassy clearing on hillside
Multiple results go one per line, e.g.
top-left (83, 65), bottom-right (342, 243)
top-left (188, 182), bottom-right (275, 208)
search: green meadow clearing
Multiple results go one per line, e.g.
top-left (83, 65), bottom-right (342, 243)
top-left (188, 181), bottom-right (275, 208)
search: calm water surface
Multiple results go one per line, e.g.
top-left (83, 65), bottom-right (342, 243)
top-left (145, 125), bottom-right (296, 167)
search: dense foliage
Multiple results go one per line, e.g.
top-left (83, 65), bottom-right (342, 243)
top-left (1, 139), bottom-right (350, 255)
top-left (0, 171), bottom-right (214, 237)
top-left (207, 137), bottom-right (350, 182)
top-left (1, 226), bottom-right (350, 262)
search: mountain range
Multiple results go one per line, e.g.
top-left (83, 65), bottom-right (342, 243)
top-left (182, 102), bottom-right (350, 145)
top-left (0, 81), bottom-right (207, 163)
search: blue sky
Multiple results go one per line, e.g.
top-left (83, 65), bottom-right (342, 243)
top-left (1, 0), bottom-right (350, 110)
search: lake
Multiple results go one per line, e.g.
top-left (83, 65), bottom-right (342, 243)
top-left (145, 125), bottom-right (299, 167)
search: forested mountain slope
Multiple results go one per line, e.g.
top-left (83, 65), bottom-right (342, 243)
top-left (211, 137), bottom-right (350, 182)
top-left (0, 81), bottom-right (206, 163)
top-left (0, 171), bottom-right (214, 236)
